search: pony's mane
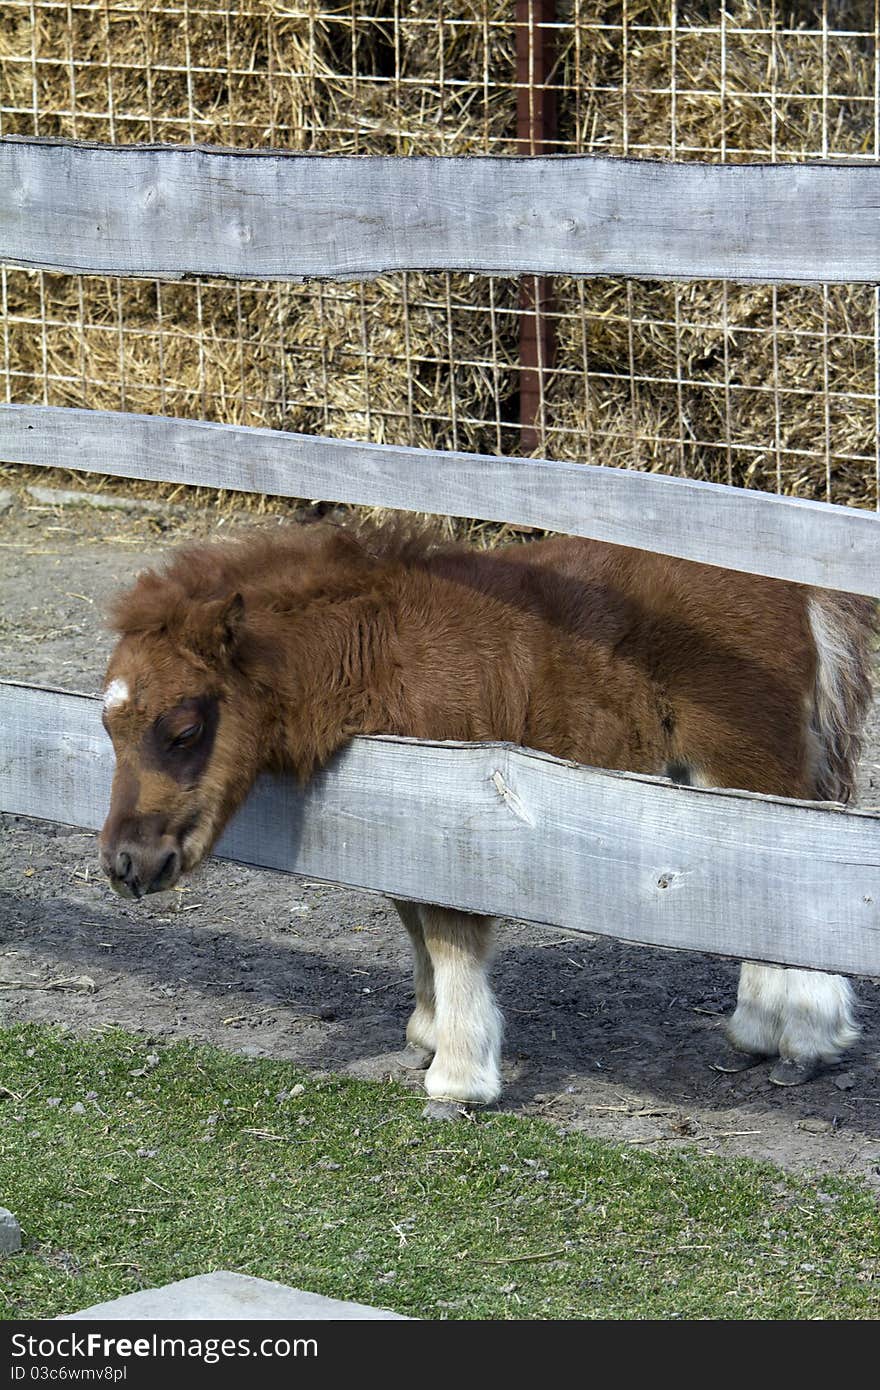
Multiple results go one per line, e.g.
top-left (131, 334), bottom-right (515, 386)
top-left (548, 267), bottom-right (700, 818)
top-left (108, 516), bottom-right (448, 638)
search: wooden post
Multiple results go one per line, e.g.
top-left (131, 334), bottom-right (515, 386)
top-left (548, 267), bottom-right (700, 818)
top-left (516, 0), bottom-right (557, 453)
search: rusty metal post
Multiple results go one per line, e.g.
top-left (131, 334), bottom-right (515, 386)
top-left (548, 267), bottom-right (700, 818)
top-left (516, 0), bottom-right (557, 453)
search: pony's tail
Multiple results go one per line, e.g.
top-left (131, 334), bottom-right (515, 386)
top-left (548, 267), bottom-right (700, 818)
top-left (808, 590), bottom-right (878, 803)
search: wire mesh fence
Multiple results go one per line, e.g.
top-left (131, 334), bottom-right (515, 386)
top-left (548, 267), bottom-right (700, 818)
top-left (1, 1), bottom-right (879, 512)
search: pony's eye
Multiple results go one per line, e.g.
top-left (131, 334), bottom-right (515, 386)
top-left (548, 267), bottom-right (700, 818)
top-left (171, 722), bottom-right (203, 749)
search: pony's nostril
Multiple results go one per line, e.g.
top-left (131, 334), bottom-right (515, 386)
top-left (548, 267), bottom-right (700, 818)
top-left (106, 844), bottom-right (179, 897)
top-left (155, 849), bottom-right (179, 887)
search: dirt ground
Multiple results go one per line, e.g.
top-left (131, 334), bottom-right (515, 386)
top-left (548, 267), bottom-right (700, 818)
top-left (2, 482), bottom-right (879, 1185)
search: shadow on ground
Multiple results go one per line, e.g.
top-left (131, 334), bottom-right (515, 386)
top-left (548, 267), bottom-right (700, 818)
top-left (2, 815), bottom-right (878, 1185)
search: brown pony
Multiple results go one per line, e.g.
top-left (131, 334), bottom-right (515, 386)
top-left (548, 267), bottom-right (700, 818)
top-left (98, 520), bottom-right (876, 1109)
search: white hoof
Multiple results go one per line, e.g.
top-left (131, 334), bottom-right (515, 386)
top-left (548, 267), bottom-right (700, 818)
top-left (398, 1042), bottom-right (433, 1071)
top-left (422, 1100), bottom-right (472, 1122)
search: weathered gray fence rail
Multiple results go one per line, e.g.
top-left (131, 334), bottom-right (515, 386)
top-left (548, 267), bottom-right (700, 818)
top-left (2, 403), bottom-right (878, 597)
top-left (4, 137), bottom-right (880, 284)
top-left (2, 680), bottom-right (878, 977)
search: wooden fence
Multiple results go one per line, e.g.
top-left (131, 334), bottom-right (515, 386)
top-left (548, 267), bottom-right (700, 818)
top-left (1, 137), bottom-right (879, 976)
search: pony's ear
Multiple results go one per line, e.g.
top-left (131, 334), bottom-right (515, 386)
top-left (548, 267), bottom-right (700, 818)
top-left (184, 592), bottom-right (245, 662)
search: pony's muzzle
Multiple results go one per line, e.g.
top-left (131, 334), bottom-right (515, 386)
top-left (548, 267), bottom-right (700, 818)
top-left (99, 835), bottom-right (181, 899)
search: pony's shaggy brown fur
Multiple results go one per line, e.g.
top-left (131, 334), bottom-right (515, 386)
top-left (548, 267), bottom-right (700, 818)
top-left (99, 519), bottom-right (877, 1105)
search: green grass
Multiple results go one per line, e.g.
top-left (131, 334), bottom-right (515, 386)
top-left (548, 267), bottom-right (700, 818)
top-left (1, 1024), bottom-right (878, 1320)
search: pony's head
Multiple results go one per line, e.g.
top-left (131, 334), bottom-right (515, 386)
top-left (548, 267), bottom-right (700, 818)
top-left (98, 555), bottom-right (270, 899)
top-left (97, 520), bottom-right (431, 898)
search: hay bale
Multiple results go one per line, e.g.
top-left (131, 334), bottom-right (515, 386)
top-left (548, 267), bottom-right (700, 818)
top-left (549, 276), bottom-right (877, 505)
top-left (546, 1), bottom-right (878, 505)
top-left (0, 1), bottom-right (523, 523)
top-left (0, 0), bottom-right (877, 517)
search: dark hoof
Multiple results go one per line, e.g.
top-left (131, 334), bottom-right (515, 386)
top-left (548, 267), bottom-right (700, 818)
top-left (769, 1058), bottom-right (821, 1087)
top-left (399, 1043), bottom-right (433, 1071)
top-left (422, 1099), bottom-right (471, 1122)
top-left (708, 1042), bottom-right (768, 1074)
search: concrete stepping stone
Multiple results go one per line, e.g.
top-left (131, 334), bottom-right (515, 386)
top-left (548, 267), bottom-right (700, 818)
top-left (0, 1208), bottom-right (22, 1253)
top-left (61, 1271), bottom-right (408, 1320)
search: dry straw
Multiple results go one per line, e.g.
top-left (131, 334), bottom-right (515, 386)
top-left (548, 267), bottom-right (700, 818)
top-left (1, 1), bottom-right (878, 523)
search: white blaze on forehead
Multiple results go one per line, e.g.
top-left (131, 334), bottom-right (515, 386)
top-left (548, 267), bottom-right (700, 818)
top-left (103, 678), bottom-right (130, 712)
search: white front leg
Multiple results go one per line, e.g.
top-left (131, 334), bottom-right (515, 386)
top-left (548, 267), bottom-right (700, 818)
top-left (419, 906), bottom-right (502, 1105)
